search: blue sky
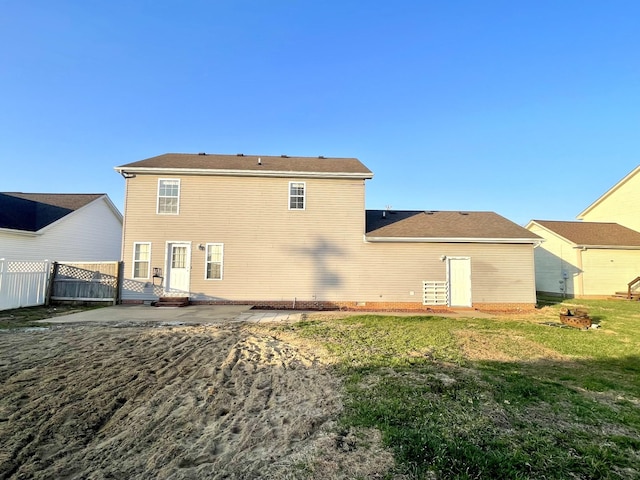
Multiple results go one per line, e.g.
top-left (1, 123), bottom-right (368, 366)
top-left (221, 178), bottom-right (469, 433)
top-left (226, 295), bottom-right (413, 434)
top-left (1, 1), bottom-right (638, 225)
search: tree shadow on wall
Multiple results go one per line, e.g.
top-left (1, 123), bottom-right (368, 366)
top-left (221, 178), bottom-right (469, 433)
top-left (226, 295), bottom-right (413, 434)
top-left (289, 236), bottom-right (345, 304)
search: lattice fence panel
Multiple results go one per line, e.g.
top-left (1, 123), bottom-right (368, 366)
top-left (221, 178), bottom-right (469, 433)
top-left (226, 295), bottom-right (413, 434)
top-left (51, 262), bottom-right (120, 302)
top-left (6, 261), bottom-right (50, 274)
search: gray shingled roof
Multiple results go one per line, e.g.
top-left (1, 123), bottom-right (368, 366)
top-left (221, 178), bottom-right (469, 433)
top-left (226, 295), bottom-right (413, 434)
top-left (366, 210), bottom-right (540, 241)
top-left (532, 220), bottom-right (640, 247)
top-left (116, 153), bottom-right (373, 177)
top-left (0, 193), bottom-right (103, 232)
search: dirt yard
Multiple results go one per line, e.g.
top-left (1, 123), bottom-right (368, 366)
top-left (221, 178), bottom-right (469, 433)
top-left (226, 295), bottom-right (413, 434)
top-left (0, 321), bottom-right (394, 479)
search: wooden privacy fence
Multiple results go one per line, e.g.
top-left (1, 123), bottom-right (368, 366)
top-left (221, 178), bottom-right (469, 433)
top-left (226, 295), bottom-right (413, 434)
top-left (0, 259), bottom-right (51, 310)
top-left (49, 261), bottom-right (123, 305)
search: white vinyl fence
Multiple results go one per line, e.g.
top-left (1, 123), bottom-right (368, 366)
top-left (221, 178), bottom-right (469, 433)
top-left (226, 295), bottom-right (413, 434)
top-left (0, 259), bottom-right (51, 311)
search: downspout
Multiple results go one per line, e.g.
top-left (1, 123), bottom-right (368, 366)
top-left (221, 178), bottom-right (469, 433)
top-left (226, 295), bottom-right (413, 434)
top-left (120, 176), bottom-right (128, 262)
top-left (118, 171), bottom-right (134, 264)
top-left (118, 170), bottom-right (135, 303)
top-left (576, 247), bottom-right (586, 297)
top-left (559, 243), bottom-right (568, 297)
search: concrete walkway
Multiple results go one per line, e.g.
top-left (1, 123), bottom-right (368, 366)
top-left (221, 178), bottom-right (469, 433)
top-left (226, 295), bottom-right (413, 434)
top-left (41, 304), bottom-right (306, 325)
top-left (40, 304), bottom-right (496, 325)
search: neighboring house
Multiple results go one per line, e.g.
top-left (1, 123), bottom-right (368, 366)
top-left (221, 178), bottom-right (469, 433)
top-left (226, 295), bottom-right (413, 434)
top-left (0, 193), bottom-right (123, 262)
top-left (115, 153), bottom-right (541, 310)
top-left (577, 165), bottom-right (640, 232)
top-left (526, 164), bottom-right (640, 298)
top-left (526, 220), bottom-right (640, 297)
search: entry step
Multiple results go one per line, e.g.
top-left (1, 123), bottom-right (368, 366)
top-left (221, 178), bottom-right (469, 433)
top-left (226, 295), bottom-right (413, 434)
top-left (153, 296), bottom-right (190, 307)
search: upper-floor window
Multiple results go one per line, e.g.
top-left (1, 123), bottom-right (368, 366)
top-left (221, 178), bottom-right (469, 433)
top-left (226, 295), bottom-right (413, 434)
top-left (157, 179), bottom-right (180, 214)
top-left (205, 243), bottom-right (224, 280)
top-left (133, 242), bottom-right (151, 279)
top-left (289, 182), bottom-right (305, 210)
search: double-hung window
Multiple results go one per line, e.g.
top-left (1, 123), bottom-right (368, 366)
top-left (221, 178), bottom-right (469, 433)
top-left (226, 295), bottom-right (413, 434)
top-left (205, 243), bottom-right (224, 280)
top-left (133, 242), bottom-right (151, 279)
top-left (289, 181), bottom-right (305, 210)
top-left (157, 179), bottom-right (180, 214)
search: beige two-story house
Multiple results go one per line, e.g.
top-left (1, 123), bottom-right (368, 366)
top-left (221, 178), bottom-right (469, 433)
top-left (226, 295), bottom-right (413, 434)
top-left (115, 153), bottom-right (540, 310)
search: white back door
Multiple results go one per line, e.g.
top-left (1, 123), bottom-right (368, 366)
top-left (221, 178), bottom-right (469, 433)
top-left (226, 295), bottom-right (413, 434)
top-left (448, 257), bottom-right (472, 307)
top-left (166, 243), bottom-right (191, 293)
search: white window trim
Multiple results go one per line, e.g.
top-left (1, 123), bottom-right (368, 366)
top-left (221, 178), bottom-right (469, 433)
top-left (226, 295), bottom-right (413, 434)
top-left (157, 178), bottom-right (181, 215)
top-left (205, 243), bottom-right (224, 280)
top-left (288, 181), bottom-right (306, 210)
top-left (132, 242), bottom-right (151, 279)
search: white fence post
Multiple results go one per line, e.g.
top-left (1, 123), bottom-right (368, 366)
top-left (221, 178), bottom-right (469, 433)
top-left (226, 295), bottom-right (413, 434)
top-left (0, 258), bottom-right (5, 309)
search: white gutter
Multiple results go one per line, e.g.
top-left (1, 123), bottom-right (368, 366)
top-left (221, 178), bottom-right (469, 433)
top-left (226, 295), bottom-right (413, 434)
top-left (365, 236), bottom-right (541, 244)
top-left (114, 166), bottom-right (374, 180)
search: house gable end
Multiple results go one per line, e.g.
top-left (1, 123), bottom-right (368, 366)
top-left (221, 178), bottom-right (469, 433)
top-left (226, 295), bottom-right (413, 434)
top-left (577, 165), bottom-right (640, 219)
top-left (576, 165), bottom-right (640, 232)
top-left (0, 193), bottom-right (122, 234)
top-left (526, 221), bottom-right (577, 248)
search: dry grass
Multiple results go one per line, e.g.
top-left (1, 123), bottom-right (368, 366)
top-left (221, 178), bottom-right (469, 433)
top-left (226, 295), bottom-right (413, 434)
top-left (455, 328), bottom-right (570, 362)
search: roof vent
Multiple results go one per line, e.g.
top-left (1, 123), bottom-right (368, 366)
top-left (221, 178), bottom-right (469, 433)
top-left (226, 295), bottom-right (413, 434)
top-left (281, 154), bottom-right (288, 158)
top-left (236, 153), bottom-right (244, 156)
top-left (459, 212), bottom-right (469, 215)
top-left (425, 211), bottom-right (434, 215)
top-left (198, 152), bottom-right (206, 155)
top-left (318, 155), bottom-right (325, 159)
top-left (258, 157), bottom-right (262, 165)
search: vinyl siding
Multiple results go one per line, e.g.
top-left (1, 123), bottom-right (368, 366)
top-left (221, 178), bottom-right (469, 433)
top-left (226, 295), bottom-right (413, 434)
top-left (527, 223), bottom-right (640, 297)
top-left (580, 171), bottom-right (640, 232)
top-left (121, 174), bottom-right (536, 305)
top-left (527, 223), bottom-right (580, 296)
top-left (355, 242), bottom-right (536, 304)
top-left (121, 174), bottom-right (366, 301)
top-left (0, 198), bottom-right (122, 262)
top-left (581, 249), bottom-right (640, 295)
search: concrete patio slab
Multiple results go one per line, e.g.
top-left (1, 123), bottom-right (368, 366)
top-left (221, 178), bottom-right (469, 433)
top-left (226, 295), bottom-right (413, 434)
top-left (39, 304), bottom-right (496, 325)
top-left (40, 304), bottom-right (306, 325)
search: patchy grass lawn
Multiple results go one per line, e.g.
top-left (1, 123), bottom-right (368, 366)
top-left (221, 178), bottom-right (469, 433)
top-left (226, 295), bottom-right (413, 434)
top-left (267, 299), bottom-right (640, 479)
top-left (0, 304), bottom-right (104, 329)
